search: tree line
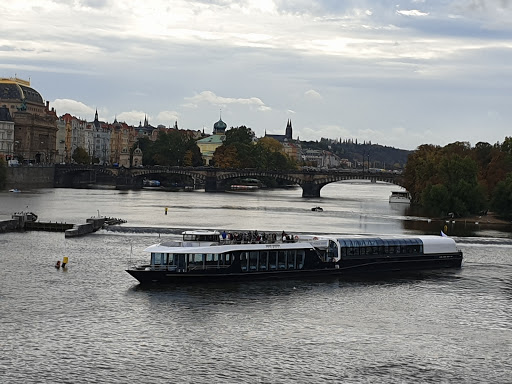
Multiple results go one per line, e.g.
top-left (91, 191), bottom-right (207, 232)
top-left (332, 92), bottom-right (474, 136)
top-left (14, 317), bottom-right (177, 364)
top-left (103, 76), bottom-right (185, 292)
top-left (403, 139), bottom-right (512, 219)
top-left (212, 126), bottom-right (296, 170)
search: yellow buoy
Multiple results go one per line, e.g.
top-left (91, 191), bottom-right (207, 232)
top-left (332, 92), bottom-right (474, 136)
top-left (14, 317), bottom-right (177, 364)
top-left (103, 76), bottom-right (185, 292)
top-left (62, 256), bottom-right (69, 267)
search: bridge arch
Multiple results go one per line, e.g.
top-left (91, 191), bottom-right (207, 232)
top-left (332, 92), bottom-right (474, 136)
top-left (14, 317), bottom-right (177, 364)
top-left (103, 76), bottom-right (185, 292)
top-left (54, 165), bottom-right (405, 197)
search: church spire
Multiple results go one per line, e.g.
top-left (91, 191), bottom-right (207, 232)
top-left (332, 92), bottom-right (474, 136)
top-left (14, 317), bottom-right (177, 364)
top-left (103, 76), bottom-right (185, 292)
top-left (285, 119), bottom-right (292, 140)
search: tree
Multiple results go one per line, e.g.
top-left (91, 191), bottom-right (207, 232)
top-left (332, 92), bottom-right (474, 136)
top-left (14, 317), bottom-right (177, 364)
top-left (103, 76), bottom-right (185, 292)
top-left (224, 126), bottom-right (253, 146)
top-left (136, 130), bottom-right (202, 166)
top-left (491, 173), bottom-right (512, 219)
top-left (403, 143), bottom-right (486, 216)
top-left (213, 145), bottom-right (241, 168)
top-left (72, 147), bottom-right (90, 164)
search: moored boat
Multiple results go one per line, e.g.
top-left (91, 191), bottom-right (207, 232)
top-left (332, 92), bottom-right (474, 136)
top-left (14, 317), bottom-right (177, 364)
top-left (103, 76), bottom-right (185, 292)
top-left (126, 230), bottom-right (463, 284)
top-left (389, 191), bottom-right (411, 204)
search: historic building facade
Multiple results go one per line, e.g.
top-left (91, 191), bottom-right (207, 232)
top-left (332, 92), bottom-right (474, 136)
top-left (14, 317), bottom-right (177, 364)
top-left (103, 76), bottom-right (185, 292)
top-left (0, 77), bottom-right (58, 163)
top-left (0, 106), bottom-right (15, 161)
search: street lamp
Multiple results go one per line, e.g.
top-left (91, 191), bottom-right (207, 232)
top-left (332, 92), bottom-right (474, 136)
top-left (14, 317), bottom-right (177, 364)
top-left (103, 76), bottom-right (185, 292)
top-left (40, 141), bottom-right (46, 164)
top-left (14, 140), bottom-right (20, 161)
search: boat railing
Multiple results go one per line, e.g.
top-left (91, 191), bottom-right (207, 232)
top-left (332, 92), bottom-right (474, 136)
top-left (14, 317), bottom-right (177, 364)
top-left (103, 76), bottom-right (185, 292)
top-left (218, 233), bottom-right (299, 245)
top-left (188, 264), bottom-right (231, 271)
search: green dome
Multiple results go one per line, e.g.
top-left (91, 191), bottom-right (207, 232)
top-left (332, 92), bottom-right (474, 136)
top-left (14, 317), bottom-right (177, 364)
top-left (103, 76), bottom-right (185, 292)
top-left (214, 118), bottom-right (227, 133)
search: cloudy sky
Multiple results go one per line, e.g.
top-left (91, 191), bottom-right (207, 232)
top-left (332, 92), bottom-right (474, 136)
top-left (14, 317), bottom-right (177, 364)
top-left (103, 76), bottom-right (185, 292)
top-left (2, 0), bottom-right (511, 150)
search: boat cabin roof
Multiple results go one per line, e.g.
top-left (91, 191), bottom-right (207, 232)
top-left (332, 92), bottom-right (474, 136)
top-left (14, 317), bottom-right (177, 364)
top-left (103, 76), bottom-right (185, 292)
top-left (145, 241), bottom-right (316, 254)
top-left (391, 191), bottom-right (410, 196)
top-left (182, 230), bottom-right (220, 236)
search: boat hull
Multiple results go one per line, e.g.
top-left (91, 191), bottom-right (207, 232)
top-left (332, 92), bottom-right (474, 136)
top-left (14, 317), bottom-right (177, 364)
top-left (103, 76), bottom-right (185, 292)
top-left (126, 254), bottom-right (462, 284)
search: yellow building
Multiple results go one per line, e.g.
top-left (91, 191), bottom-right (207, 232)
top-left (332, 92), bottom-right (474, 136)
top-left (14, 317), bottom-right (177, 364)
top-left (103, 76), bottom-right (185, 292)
top-left (196, 117), bottom-right (227, 165)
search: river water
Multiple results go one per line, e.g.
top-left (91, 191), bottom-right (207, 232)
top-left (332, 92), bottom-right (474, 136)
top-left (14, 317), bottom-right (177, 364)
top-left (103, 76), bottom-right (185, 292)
top-left (1, 182), bottom-right (511, 383)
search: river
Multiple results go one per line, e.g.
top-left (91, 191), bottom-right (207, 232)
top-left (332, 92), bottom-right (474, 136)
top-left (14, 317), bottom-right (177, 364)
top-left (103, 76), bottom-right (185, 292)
top-left (1, 182), bottom-right (511, 383)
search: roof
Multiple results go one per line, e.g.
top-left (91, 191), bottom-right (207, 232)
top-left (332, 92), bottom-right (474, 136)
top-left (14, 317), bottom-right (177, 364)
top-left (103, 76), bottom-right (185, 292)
top-left (0, 78), bottom-right (44, 105)
top-left (144, 241), bottom-right (316, 254)
top-left (197, 134), bottom-right (225, 144)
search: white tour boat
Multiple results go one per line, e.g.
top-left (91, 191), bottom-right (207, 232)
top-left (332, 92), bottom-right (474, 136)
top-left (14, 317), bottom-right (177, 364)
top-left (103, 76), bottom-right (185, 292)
top-left (389, 191), bottom-right (411, 204)
top-left (126, 230), bottom-right (463, 284)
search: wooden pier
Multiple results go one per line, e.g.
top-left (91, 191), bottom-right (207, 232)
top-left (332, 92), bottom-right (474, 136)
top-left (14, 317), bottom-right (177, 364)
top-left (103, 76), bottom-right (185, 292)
top-left (0, 212), bottom-right (126, 237)
top-left (25, 221), bottom-right (74, 231)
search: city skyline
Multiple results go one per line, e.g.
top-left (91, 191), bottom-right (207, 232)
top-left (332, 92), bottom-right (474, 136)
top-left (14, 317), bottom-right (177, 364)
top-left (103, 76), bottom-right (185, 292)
top-left (2, 1), bottom-right (511, 150)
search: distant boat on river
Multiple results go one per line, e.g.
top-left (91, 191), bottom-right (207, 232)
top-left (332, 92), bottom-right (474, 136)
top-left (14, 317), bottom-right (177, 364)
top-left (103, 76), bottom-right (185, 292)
top-left (389, 191), bottom-right (411, 204)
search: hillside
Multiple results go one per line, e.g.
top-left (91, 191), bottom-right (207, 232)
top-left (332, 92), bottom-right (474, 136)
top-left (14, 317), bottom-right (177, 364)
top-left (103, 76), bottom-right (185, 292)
top-left (300, 138), bottom-right (411, 170)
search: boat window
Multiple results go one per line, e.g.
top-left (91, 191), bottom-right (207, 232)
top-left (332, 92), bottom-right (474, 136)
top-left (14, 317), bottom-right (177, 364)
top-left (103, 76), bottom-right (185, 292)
top-left (167, 253), bottom-right (174, 265)
top-left (287, 250), bottom-right (296, 269)
top-left (151, 252), bottom-right (165, 265)
top-left (240, 252), bottom-right (248, 271)
top-left (188, 254), bottom-right (204, 269)
top-left (328, 240), bottom-right (338, 260)
top-left (296, 250), bottom-right (305, 269)
top-left (269, 251), bottom-right (277, 270)
top-left (201, 234), bottom-right (220, 242)
top-left (278, 251), bottom-right (286, 269)
top-left (259, 251), bottom-right (268, 270)
top-left (249, 251), bottom-right (258, 271)
top-left (223, 253), bottom-right (231, 265)
top-left (205, 253), bottom-right (220, 268)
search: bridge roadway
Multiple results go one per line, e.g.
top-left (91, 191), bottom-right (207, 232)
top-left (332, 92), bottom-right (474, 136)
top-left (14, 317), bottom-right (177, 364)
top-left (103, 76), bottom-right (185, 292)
top-left (54, 165), bottom-right (404, 198)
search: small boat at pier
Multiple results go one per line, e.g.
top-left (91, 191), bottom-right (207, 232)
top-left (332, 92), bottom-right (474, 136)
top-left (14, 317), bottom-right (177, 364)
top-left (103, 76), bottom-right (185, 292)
top-left (389, 191), bottom-right (411, 204)
top-left (126, 230), bottom-right (463, 284)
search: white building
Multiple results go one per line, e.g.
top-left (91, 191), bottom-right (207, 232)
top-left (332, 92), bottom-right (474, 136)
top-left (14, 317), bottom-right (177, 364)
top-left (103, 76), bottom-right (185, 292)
top-left (0, 106), bottom-right (15, 161)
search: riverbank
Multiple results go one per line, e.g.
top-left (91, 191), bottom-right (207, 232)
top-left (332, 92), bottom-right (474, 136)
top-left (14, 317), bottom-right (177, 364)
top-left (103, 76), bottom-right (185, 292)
top-left (454, 212), bottom-right (510, 226)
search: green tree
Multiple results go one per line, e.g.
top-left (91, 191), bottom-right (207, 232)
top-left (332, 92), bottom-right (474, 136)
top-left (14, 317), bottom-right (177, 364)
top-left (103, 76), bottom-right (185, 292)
top-left (224, 126), bottom-right (253, 146)
top-left (136, 131), bottom-right (202, 166)
top-left (404, 143), bottom-right (486, 216)
top-left (72, 147), bottom-right (90, 164)
top-left (490, 173), bottom-right (512, 219)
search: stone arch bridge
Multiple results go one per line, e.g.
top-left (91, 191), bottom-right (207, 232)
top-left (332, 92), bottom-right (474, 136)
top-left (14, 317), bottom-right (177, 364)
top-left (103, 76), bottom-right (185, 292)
top-left (54, 165), bottom-right (405, 198)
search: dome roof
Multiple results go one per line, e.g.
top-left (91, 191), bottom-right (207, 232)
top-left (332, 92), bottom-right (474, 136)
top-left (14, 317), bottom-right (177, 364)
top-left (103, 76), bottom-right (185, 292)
top-left (0, 78), bottom-right (44, 105)
top-left (213, 118), bottom-right (227, 134)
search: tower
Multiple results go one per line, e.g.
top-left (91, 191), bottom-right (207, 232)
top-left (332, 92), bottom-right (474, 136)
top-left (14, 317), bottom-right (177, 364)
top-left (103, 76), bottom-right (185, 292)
top-left (285, 119), bottom-right (292, 140)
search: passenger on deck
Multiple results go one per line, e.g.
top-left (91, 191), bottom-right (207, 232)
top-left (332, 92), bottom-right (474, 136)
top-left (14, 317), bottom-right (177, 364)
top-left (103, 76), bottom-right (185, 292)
top-left (55, 260), bottom-right (61, 269)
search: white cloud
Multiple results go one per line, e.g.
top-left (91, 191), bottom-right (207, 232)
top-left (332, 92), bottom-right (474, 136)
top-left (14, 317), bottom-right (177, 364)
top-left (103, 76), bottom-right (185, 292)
top-left (183, 91), bottom-right (271, 111)
top-left (304, 89), bottom-right (323, 100)
top-left (396, 9), bottom-right (429, 17)
top-left (156, 110), bottom-right (181, 126)
top-left (117, 110), bottom-right (149, 126)
top-left (51, 99), bottom-right (95, 119)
